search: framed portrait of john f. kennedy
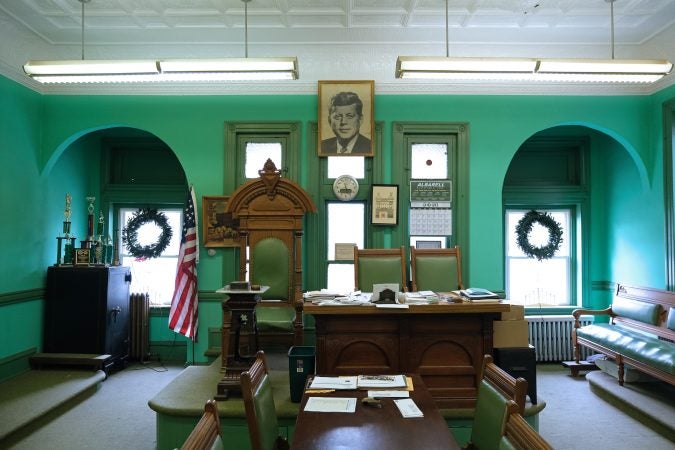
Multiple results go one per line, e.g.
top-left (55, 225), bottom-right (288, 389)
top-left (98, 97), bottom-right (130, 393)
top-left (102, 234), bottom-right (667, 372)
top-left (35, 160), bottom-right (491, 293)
top-left (318, 80), bottom-right (374, 157)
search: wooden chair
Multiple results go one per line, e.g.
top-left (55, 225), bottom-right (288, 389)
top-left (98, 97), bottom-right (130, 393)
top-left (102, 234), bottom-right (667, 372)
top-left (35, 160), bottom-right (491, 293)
top-left (353, 246), bottom-right (407, 292)
top-left (240, 351), bottom-right (290, 450)
top-left (410, 245), bottom-right (464, 292)
top-left (499, 409), bottom-right (554, 450)
top-left (179, 399), bottom-right (223, 450)
top-left (464, 355), bottom-right (528, 450)
top-left (227, 160), bottom-right (316, 349)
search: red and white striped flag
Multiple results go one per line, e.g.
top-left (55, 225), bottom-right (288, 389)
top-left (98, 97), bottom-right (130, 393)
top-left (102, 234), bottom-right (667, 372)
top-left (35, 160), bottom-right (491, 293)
top-left (168, 185), bottom-right (199, 341)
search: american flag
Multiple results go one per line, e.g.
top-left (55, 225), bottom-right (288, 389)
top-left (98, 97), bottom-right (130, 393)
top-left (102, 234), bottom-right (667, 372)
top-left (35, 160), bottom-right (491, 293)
top-left (168, 185), bottom-right (199, 341)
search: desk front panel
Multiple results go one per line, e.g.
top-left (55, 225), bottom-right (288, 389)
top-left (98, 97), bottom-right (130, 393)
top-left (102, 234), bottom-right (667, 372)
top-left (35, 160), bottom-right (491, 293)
top-left (308, 304), bottom-right (505, 408)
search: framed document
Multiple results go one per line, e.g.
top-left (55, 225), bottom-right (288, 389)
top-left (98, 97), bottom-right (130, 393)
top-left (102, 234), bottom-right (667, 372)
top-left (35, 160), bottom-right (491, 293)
top-left (74, 248), bottom-right (90, 265)
top-left (371, 184), bottom-right (399, 226)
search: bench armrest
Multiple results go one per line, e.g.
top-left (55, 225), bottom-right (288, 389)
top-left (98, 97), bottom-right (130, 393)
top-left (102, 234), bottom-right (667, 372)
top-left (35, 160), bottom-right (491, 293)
top-left (572, 307), bottom-right (612, 328)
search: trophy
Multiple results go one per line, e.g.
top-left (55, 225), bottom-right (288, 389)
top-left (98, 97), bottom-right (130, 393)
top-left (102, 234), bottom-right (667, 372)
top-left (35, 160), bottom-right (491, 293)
top-left (56, 193), bottom-right (77, 265)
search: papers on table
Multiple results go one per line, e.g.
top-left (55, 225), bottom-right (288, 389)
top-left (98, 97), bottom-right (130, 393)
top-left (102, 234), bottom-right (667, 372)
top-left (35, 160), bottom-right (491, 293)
top-left (304, 290), bottom-right (372, 306)
top-left (309, 374), bottom-right (409, 390)
top-left (368, 390), bottom-right (410, 398)
top-left (304, 397), bottom-right (357, 413)
top-left (375, 303), bottom-right (409, 309)
top-left (357, 374), bottom-right (408, 389)
top-left (394, 398), bottom-right (424, 418)
top-left (309, 376), bottom-right (357, 390)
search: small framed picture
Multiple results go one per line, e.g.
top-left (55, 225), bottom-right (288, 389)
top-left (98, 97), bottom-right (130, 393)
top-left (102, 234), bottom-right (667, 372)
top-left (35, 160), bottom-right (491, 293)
top-left (74, 248), bottom-right (90, 265)
top-left (202, 196), bottom-right (240, 248)
top-left (318, 80), bottom-right (375, 157)
top-left (371, 184), bottom-right (399, 226)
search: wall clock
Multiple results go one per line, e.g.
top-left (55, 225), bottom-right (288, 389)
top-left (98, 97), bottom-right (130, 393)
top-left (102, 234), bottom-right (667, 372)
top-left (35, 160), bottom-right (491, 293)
top-left (333, 175), bottom-right (359, 201)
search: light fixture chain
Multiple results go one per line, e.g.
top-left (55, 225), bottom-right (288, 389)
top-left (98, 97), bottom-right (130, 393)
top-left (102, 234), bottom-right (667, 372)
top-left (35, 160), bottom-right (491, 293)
top-left (244, 0), bottom-right (249, 58)
top-left (445, 0), bottom-right (449, 58)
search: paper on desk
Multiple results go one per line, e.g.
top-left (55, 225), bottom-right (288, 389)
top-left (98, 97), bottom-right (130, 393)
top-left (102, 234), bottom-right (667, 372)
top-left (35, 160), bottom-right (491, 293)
top-left (357, 374), bottom-right (407, 389)
top-left (394, 398), bottom-right (424, 418)
top-left (368, 390), bottom-right (410, 398)
top-left (304, 397), bottom-right (357, 413)
top-left (309, 376), bottom-right (357, 390)
top-left (375, 303), bottom-right (409, 309)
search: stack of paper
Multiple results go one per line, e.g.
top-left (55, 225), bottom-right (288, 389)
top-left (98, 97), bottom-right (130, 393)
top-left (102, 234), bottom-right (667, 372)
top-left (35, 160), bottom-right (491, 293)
top-left (394, 398), bottom-right (424, 418)
top-left (304, 397), bottom-right (357, 413)
top-left (357, 374), bottom-right (407, 389)
top-left (309, 376), bottom-right (357, 390)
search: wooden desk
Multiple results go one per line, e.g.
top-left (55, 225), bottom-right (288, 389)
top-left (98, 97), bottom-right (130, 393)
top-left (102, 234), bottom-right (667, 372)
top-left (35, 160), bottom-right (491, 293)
top-left (304, 301), bottom-right (509, 408)
top-left (291, 374), bottom-right (459, 450)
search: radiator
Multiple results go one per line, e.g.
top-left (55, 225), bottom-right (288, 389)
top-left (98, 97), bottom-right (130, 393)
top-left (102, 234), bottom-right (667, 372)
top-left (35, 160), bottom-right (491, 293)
top-left (526, 315), bottom-right (594, 362)
top-left (130, 292), bottom-right (150, 362)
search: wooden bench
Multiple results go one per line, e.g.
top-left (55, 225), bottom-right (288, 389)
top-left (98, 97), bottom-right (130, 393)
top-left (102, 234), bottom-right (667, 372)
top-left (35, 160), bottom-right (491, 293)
top-left (572, 283), bottom-right (675, 386)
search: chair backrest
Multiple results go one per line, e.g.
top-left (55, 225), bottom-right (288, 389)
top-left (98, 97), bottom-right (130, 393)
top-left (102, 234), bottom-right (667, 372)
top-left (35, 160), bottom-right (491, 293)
top-left (353, 246), bottom-right (407, 292)
top-left (250, 236), bottom-right (291, 301)
top-left (499, 410), bottom-right (554, 450)
top-left (410, 245), bottom-right (463, 292)
top-left (241, 351), bottom-right (288, 450)
top-left (180, 399), bottom-right (223, 450)
top-left (465, 355), bottom-right (529, 450)
top-left (470, 388), bottom-right (519, 450)
top-left (480, 354), bottom-right (528, 415)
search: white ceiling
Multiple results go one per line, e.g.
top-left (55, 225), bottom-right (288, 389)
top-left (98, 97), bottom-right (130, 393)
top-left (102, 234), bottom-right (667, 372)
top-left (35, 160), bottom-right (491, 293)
top-left (1, 0), bottom-right (674, 95)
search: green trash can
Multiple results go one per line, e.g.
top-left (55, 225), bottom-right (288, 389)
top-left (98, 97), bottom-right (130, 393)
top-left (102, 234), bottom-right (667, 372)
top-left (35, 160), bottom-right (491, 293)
top-left (288, 346), bottom-right (315, 402)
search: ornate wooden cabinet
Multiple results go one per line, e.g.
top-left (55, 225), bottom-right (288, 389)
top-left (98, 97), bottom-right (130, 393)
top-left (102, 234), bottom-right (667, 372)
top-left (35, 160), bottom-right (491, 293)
top-left (44, 266), bottom-right (131, 368)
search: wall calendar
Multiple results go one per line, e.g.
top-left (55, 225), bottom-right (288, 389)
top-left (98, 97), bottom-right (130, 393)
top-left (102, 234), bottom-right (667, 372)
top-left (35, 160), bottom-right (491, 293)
top-left (409, 208), bottom-right (452, 236)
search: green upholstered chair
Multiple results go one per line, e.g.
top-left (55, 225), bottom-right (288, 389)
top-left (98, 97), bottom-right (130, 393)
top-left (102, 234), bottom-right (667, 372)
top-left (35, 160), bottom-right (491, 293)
top-left (241, 351), bottom-right (289, 450)
top-left (179, 399), bottom-right (224, 450)
top-left (353, 246), bottom-right (407, 292)
top-left (499, 409), bottom-right (554, 450)
top-left (250, 237), bottom-right (297, 341)
top-left (464, 355), bottom-right (529, 450)
top-left (410, 245), bottom-right (463, 292)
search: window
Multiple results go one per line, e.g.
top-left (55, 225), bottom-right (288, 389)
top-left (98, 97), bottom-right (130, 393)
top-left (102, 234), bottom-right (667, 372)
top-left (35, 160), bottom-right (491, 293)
top-left (325, 156), bottom-right (366, 291)
top-left (505, 209), bottom-right (572, 306)
top-left (119, 207), bottom-right (182, 306)
top-left (244, 141), bottom-right (282, 179)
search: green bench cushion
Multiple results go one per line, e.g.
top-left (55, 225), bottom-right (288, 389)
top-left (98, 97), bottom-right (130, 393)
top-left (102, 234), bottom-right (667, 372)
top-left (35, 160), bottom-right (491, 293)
top-left (577, 324), bottom-right (675, 375)
top-left (612, 297), bottom-right (661, 325)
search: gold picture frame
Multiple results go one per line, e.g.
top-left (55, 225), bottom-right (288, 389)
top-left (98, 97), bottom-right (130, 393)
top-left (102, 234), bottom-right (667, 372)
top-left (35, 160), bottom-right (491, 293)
top-left (202, 196), bottom-right (240, 248)
top-left (371, 184), bottom-right (399, 226)
top-left (318, 80), bottom-right (375, 157)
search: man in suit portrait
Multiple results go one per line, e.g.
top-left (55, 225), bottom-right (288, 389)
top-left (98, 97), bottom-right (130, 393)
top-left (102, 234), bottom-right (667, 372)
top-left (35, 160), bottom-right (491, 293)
top-left (320, 91), bottom-right (372, 155)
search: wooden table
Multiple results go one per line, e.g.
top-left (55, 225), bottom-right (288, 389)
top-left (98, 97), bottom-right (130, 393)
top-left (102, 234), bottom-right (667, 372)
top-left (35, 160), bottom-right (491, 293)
top-left (291, 374), bottom-right (459, 450)
top-left (304, 300), bottom-right (509, 408)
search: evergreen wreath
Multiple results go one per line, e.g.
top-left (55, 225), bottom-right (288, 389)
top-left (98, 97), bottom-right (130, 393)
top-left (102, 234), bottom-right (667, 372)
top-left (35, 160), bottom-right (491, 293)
top-left (123, 208), bottom-right (173, 260)
top-left (515, 210), bottom-right (563, 261)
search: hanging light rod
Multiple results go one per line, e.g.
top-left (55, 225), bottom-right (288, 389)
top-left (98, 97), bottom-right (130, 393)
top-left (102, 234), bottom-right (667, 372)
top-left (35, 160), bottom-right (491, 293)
top-left (395, 0), bottom-right (672, 83)
top-left (23, 0), bottom-right (298, 83)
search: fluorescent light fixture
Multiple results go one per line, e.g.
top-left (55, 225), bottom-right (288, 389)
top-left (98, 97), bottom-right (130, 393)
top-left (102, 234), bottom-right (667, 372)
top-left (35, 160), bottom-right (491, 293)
top-left (395, 56), bottom-right (672, 83)
top-left (22, 0), bottom-right (298, 84)
top-left (395, 0), bottom-right (672, 84)
top-left (23, 57), bottom-right (299, 83)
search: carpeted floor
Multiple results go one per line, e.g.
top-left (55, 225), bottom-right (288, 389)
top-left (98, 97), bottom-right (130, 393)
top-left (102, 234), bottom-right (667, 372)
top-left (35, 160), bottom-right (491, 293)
top-left (4, 358), bottom-right (674, 449)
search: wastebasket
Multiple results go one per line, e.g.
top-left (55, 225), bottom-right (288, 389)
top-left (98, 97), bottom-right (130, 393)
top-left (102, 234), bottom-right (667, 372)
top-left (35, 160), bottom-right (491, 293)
top-left (288, 346), bottom-right (315, 402)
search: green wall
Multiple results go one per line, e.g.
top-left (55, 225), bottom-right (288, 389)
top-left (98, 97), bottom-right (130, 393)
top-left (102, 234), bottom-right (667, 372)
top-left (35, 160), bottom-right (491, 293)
top-left (2, 73), bottom-right (674, 365)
